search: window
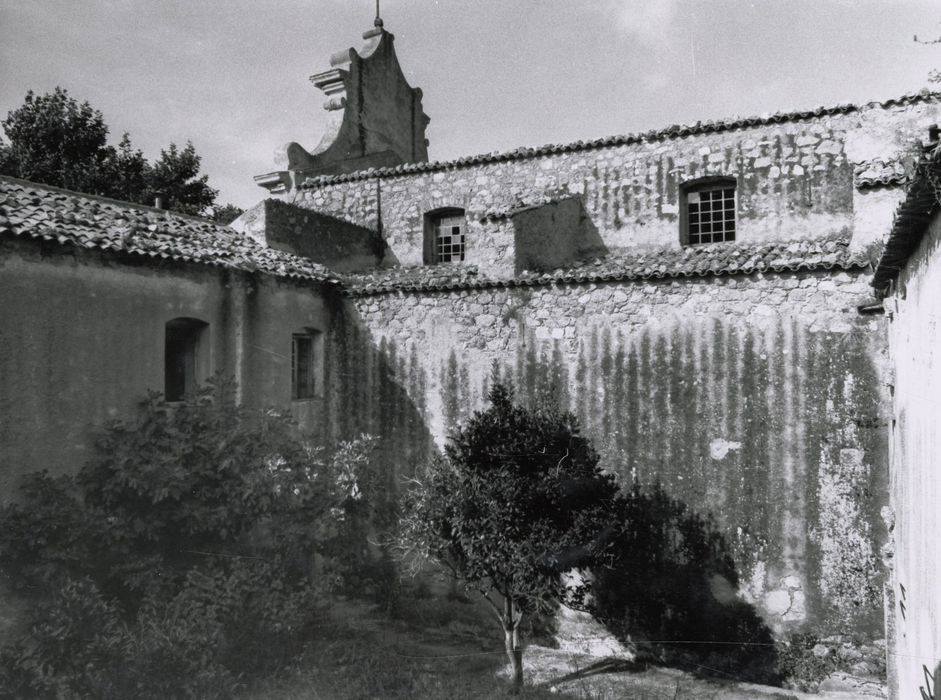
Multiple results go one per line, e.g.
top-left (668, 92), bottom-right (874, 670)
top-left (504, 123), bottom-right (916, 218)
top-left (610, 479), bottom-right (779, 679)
top-left (424, 208), bottom-right (466, 263)
top-left (292, 329), bottom-right (323, 400)
top-left (682, 179), bottom-right (736, 245)
top-left (165, 318), bottom-right (207, 401)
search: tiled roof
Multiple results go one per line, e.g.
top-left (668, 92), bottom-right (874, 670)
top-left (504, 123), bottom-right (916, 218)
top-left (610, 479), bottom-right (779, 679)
top-left (302, 90), bottom-right (941, 189)
top-left (0, 176), bottom-right (341, 285)
top-left (345, 235), bottom-right (870, 296)
top-left (854, 159), bottom-right (909, 190)
top-left (872, 144), bottom-right (941, 294)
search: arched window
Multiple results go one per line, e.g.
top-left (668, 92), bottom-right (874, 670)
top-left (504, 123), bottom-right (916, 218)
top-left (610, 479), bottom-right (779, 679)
top-left (681, 177), bottom-right (736, 246)
top-left (165, 317), bottom-right (208, 401)
top-left (424, 208), bottom-right (466, 264)
top-left (292, 328), bottom-right (323, 400)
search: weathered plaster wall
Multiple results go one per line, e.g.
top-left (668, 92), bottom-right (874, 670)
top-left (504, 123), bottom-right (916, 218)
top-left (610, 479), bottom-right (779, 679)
top-left (344, 268), bottom-right (889, 640)
top-left (0, 239), bottom-right (332, 493)
top-left (232, 199), bottom-right (382, 273)
top-left (886, 213), bottom-right (941, 700)
top-left (509, 197), bottom-right (606, 274)
top-left (297, 101), bottom-right (939, 272)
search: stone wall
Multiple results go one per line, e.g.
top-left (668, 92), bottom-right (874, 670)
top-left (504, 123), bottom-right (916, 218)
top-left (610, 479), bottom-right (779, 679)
top-left (339, 267), bottom-right (890, 640)
top-left (885, 212), bottom-right (941, 700)
top-left (296, 98), bottom-right (940, 273)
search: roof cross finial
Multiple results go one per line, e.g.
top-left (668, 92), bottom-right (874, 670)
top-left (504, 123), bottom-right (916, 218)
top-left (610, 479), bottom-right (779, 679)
top-left (374, 0), bottom-right (383, 28)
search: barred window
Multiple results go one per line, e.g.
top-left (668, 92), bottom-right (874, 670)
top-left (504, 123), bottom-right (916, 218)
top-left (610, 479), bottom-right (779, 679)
top-left (425, 209), bottom-right (466, 264)
top-left (684, 181), bottom-right (736, 245)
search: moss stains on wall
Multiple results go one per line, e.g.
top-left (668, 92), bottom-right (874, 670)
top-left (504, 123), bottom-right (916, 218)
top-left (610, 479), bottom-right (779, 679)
top-left (491, 320), bottom-right (885, 636)
top-left (325, 301), bottom-right (435, 529)
top-left (348, 271), bottom-right (888, 638)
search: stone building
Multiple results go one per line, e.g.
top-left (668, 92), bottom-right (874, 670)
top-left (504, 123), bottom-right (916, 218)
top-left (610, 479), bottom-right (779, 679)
top-left (2, 16), bottom-right (940, 697)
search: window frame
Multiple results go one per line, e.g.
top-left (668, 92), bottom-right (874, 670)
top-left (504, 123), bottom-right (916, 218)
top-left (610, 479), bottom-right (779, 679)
top-left (423, 207), bottom-right (467, 264)
top-left (680, 176), bottom-right (737, 246)
top-left (164, 317), bottom-right (208, 402)
top-left (291, 328), bottom-right (323, 401)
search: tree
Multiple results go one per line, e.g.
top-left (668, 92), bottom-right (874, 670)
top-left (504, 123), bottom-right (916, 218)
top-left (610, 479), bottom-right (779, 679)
top-left (146, 141), bottom-right (217, 217)
top-left (0, 87), bottom-right (218, 216)
top-left (0, 87), bottom-right (112, 194)
top-left (401, 383), bottom-right (619, 693)
top-left (212, 203), bottom-right (245, 225)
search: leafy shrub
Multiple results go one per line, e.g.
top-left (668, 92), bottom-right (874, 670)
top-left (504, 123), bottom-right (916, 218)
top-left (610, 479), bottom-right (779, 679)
top-left (400, 382), bottom-right (620, 692)
top-left (0, 377), bottom-right (374, 697)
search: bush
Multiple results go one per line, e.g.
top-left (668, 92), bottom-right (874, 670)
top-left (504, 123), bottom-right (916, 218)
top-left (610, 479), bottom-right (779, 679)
top-left (0, 377), bottom-right (374, 697)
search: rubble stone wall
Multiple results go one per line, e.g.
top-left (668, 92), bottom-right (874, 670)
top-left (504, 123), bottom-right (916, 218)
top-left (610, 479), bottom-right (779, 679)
top-left (297, 100), bottom-right (939, 272)
top-left (336, 267), bottom-right (889, 644)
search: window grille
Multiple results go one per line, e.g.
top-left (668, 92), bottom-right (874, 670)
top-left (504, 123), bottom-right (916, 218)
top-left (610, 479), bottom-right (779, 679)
top-left (686, 184), bottom-right (736, 245)
top-left (433, 213), bottom-right (465, 263)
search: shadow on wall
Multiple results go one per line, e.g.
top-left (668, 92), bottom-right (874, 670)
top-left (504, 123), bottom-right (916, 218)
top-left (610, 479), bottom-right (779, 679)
top-left (591, 482), bottom-right (780, 686)
top-left (326, 298), bottom-right (438, 539)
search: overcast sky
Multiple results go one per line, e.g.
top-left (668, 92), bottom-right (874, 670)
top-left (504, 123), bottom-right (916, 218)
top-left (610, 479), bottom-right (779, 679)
top-left (1, 1), bottom-right (940, 209)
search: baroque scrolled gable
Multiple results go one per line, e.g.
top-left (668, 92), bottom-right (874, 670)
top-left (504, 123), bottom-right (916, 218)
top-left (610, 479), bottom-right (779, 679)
top-left (255, 20), bottom-right (430, 195)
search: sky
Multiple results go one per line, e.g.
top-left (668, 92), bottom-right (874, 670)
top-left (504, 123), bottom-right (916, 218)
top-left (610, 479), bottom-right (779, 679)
top-left (1, 1), bottom-right (940, 210)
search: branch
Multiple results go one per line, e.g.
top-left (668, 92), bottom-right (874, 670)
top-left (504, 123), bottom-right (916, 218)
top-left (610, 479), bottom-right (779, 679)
top-left (481, 591), bottom-right (505, 626)
top-left (512, 609), bottom-right (525, 631)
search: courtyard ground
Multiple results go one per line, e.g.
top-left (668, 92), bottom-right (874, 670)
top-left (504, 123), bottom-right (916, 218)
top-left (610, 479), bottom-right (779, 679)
top-left (246, 594), bottom-right (887, 700)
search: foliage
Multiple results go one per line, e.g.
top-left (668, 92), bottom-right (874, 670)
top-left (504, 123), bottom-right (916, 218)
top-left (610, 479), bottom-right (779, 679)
top-left (146, 141), bottom-right (217, 216)
top-left (0, 87), bottom-right (218, 215)
top-left (590, 483), bottom-right (779, 684)
top-left (0, 377), bottom-right (375, 696)
top-left (0, 88), bottom-right (112, 194)
top-left (213, 202), bottom-right (245, 225)
top-left (400, 382), bottom-right (619, 691)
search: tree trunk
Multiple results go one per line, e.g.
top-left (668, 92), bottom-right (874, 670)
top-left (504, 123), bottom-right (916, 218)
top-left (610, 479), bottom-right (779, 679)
top-left (503, 597), bottom-right (524, 693)
top-left (504, 626), bottom-right (523, 692)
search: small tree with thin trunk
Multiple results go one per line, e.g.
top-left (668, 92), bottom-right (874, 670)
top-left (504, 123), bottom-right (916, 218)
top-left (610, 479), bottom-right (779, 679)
top-left (400, 382), bottom-right (619, 693)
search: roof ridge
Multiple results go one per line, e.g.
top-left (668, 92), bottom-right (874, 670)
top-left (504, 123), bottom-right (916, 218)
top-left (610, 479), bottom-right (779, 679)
top-left (302, 90), bottom-right (941, 189)
top-left (0, 174), bottom-right (222, 227)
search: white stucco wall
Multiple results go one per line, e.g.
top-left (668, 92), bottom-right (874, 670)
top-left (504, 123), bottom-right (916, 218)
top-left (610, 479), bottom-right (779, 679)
top-left (886, 211), bottom-right (941, 700)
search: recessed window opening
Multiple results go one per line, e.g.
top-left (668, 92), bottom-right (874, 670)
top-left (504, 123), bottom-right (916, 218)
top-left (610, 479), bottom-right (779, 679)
top-left (684, 180), bottom-right (736, 245)
top-left (165, 317), bottom-right (207, 401)
top-left (425, 208), bottom-right (466, 263)
top-left (292, 328), bottom-right (323, 400)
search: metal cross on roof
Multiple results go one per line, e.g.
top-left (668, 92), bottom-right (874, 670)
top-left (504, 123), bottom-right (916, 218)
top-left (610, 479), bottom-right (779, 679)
top-left (374, 0), bottom-right (383, 27)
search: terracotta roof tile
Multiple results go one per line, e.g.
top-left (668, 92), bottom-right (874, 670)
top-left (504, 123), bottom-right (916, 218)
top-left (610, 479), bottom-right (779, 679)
top-left (854, 159), bottom-right (909, 190)
top-left (344, 234), bottom-right (869, 296)
top-left (872, 144), bottom-right (941, 294)
top-left (0, 176), bottom-right (340, 285)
